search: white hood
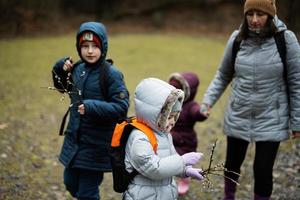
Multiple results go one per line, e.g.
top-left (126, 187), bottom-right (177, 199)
top-left (134, 78), bottom-right (184, 133)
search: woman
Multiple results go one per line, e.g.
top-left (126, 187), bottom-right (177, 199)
top-left (200, 0), bottom-right (300, 199)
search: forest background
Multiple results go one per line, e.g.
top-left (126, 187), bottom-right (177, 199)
top-left (0, 0), bottom-right (299, 38)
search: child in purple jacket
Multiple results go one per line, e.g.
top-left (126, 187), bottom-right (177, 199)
top-left (168, 72), bottom-right (207, 196)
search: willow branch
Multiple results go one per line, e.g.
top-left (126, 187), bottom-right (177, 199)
top-left (199, 139), bottom-right (241, 189)
top-left (208, 172), bottom-right (240, 185)
top-left (206, 139), bottom-right (217, 174)
top-left (47, 69), bottom-right (82, 103)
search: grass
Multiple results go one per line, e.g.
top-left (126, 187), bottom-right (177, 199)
top-left (0, 32), bottom-right (298, 200)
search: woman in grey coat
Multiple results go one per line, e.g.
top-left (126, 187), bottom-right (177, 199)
top-left (123, 78), bottom-right (204, 200)
top-left (200, 0), bottom-right (300, 200)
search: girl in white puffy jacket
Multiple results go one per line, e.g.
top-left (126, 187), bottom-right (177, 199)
top-left (123, 78), bottom-right (204, 200)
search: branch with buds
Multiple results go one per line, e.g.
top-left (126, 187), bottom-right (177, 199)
top-left (41, 69), bottom-right (82, 104)
top-left (200, 139), bottom-right (240, 189)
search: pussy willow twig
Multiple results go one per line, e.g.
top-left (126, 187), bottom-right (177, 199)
top-left (207, 139), bottom-right (217, 174)
top-left (200, 139), bottom-right (241, 189)
top-left (42, 69), bottom-right (82, 104)
top-left (40, 86), bottom-right (79, 95)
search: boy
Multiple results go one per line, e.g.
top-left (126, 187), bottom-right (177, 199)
top-left (52, 21), bottom-right (129, 200)
top-left (123, 78), bottom-right (204, 200)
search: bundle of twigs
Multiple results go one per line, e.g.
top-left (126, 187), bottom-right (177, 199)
top-left (201, 139), bottom-right (240, 189)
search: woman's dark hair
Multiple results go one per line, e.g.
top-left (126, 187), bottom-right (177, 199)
top-left (236, 14), bottom-right (277, 42)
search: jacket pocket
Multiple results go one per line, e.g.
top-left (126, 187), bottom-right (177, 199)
top-left (229, 98), bottom-right (251, 119)
top-left (254, 98), bottom-right (280, 127)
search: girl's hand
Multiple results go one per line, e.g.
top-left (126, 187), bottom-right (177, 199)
top-left (181, 152), bottom-right (203, 166)
top-left (184, 166), bottom-right (204, 181)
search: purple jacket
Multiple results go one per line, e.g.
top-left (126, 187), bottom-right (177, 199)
top-left (169, 72), bottom-right (207, 155)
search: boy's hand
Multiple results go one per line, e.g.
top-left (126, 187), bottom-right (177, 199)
top-left (63, 57), bottom-right (74, 72)
top-left (78, 104), bottom-right (85, 115)
top-left (181, 152), bottom-right (203, 166)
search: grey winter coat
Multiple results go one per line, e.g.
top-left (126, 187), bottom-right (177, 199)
top-left (202, 17), bottom-right (300, 142)
top-left (123, 78), bottom-right (185, 200)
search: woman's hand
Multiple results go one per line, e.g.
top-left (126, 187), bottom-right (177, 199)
top-left (200, 103), bottom-right (211, 117)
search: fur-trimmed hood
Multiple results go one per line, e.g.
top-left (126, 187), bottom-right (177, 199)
top-left (134, 78), bottom-right (184, 133)
top-left (168, 72), bottom-right (199, 102)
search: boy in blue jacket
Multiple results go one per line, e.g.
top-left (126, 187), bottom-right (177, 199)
top-left (52, 21), bottom-right (129, 200)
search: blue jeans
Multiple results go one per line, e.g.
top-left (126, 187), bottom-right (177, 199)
top-left (63, 168), bottom-right (104, 200)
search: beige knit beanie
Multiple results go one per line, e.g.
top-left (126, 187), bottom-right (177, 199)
top-left (244, 0), bottom-right (276, 17)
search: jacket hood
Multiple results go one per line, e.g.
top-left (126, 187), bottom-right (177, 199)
top-left (134, 78), bottom-right (184, 133)
top-left (76, 22), bottom-right (108, 63)
top-left (273, 15), bottom-right (287, 32)
top-left (168, 72), bottom-right (199, 102)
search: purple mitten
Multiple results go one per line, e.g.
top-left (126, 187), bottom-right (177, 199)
top-left (181, 152), bottom-right (203, 166)
top-left (185, 166), bottom-right (204, 181)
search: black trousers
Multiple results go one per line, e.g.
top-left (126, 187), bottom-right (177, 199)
top-left (224, 136), bottom-right (280, 197)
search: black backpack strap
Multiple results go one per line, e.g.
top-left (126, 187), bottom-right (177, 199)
top-left (274, 31), bottom-right (287, 78)
top-left (231, 36), bottom-right (242, 73)
top-left (274, 31), bottom-right (289, 103)
top-left (57, 60), bottom-right (83, 136)
top-left (100, 59), bottom-right (113, 101)
top-left (59, 106), bottom-right (71, 136)
top-left (58, 59), bottom-right (114, 136)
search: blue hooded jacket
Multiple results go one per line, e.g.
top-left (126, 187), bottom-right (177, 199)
top-left (52, 22), bottom-right (129, 171)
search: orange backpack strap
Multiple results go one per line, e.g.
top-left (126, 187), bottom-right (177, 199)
top-left (111, 119), bottom-right (129, 147)
top-left (111, 117), bottom-right (158, 154)
top-left (130, 118), bottom-right (158, 154)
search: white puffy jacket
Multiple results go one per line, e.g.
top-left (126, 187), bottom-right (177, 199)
top-left (124, 78), bottom-right (185, 200)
